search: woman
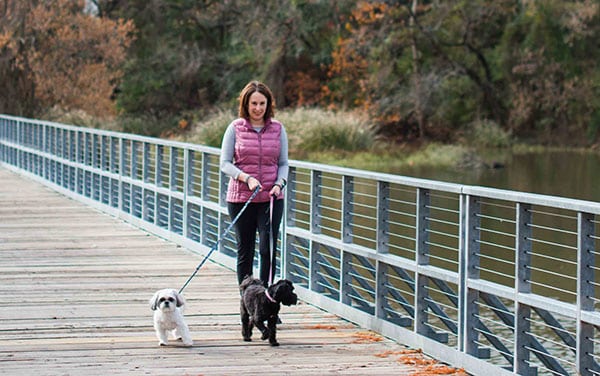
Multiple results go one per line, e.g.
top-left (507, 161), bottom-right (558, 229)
top-left (220, 81), bottom-right (289, 287)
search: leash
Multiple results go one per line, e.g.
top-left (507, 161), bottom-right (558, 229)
top-left (179, 186), bottom-right (260, 294)
top-left (267, 181), bottom-right (286, 286)
top-left (268, 194), bottom-right (275, 286)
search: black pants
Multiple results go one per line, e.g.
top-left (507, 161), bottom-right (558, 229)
top-left (228, 199), bottom-right (284, 286)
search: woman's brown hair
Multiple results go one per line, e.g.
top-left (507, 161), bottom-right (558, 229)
top-left (238, 81), bottom-right (275, 120)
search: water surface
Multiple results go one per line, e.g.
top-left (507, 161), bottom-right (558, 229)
top-left (393, 149), bottom-right (600, 202)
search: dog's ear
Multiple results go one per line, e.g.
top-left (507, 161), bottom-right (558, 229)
top-left (173, 290), bottom-right (186, 307)
top-left (271, 280), bottom-right (287, 299)
top-left (150, 291), bottom-right (159, 311)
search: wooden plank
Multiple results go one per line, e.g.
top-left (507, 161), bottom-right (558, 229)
top-left (0, 168), bottom-right (466, 375)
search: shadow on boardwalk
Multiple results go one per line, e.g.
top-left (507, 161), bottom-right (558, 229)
top-left (0, 167), bottom-right (467, 376)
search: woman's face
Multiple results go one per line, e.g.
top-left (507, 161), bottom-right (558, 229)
top-left (248, 91), bottom-right (268, 125)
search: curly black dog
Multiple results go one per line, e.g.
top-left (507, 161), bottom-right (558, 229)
top-left (240, 276), bottom-right (298, 346)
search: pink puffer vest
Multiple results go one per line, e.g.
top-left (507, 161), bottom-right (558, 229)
top-left (226, 118), bottom-right (284, 203)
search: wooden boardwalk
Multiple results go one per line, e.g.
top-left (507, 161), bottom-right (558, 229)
top-left (0, 167), bottom-right (466, 376)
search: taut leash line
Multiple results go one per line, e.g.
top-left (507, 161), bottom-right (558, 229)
top-left (268, 194), bottom-right (275, 286)
top-left (179, 186), bottom-right (260, 294)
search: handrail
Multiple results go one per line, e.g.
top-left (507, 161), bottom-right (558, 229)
top-left (1, 114), bottom-right (598, 376)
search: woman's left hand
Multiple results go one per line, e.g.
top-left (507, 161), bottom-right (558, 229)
top-left (269, 184), bottom-right (281, 197)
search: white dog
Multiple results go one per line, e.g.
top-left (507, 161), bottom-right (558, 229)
top-left (149, 289), bottom-right (193, 346)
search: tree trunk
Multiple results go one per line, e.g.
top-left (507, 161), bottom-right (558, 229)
top-left (410, 0), bottom-right (425, 138)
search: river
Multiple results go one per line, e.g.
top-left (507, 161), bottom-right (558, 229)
top-left (392, 149), bottom-right (600, 203)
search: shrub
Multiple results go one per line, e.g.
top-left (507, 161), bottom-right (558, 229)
top-left (278, 108), bottom-right (374, 155)
top-left (466, 119), bottom-right (512, 148)
top-left (181, 107), bottom-right (375, 155)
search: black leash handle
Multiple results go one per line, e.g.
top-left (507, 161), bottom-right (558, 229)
top-left (179, 187), bottom-right (260, 294)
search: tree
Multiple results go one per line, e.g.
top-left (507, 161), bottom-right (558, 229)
top-left (0, 0), bottom-right (134, 117)
top-left (325, 1), bottom-right (518, 141)
top-left (101, 0), bottom-right (354, 134)
top-left (499, 0), bottom-right (600, 143)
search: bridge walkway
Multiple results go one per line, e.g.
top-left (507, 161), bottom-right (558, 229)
top-left (0, 168), bottom-right (466, 376)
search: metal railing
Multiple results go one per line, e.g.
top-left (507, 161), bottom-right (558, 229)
top-left (1, 114), bottom-right (599, 376)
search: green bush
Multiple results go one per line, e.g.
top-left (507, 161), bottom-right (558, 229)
top-left (466, 119), bottom-right (512, 148)
top-left (181, 109), bottom-right (235, 147)
top-left (278, 108), bottom-right (374, 155)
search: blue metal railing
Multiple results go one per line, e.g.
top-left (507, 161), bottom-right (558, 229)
top-left (1, 114), bottom-right (599, 376)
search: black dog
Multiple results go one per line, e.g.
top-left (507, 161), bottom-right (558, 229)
top-left (240, 276), bottom-right (298, 346)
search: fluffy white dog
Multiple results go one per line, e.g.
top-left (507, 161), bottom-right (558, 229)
top-left (149, 289), bottom-right (193, 346)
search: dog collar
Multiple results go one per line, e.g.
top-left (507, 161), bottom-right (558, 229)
top-left (265, 290), bottom-right (277, 303)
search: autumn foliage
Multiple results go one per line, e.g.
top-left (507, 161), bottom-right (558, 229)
top-left (1, 1), bottom-right (599, 145)
top-left (0, 0), bottom-right (134, 117)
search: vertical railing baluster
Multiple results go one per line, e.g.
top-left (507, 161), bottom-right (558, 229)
top-left (100, 135), bottom-right (106, 203)
top-left (341, 248), bottom-right (351, 305)
top-left (310, 170), bottom-right (322, 293)
top-left (286, 167), bottom-right (297, 227)
top-left (118, 138), bottom-right (125, 212)
top-left (464, 194), bottom-right (480, 355)
top-left (376, 181), bottom-right (389, 253)
top-left (515, 203), bottom-right (533, 375)
top-left (142, 142), bottom-right (150, 221)
top-left (41, 123), bottom-right (47, 180)
top-left (375, 260), bottom-right (388, 319)
top-left (183, 149), bottom-right (192, 240)
top-left (168, 146), bottom-right (178, 232)
top-left (92, 133), bottom-right (98, 200)
top-left (110, 136), bottom-right (118, 208)
top-left (375, 180), bottom-right (390, 320)
top-left (201, 152), bottom-right (211, 247)
top-left (131, 140), bottom-right (140, 216)
top-left (311, 170), bottom-right (322, 235)
top-left (155, 144), bottom-right (164, 226)
top-left (283, 166), bottom-right (297, 280)
top-left (338, 173), bottom-right (355, 304)
top-left (342, 175), bottom-right (354, 244)
top-left (415, 187), bottom-right (430, 337)
top-left (577, 212), bottom-right (595, 376)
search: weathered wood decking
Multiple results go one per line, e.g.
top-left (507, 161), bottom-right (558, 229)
top-left (0, 167), bottom-right (465, 375)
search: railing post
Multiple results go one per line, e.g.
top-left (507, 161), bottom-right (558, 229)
top-left (168, 146), bottom-right (177, 232)
top-left (218, 153), bottom-right (229, 254)
top-left (142, 142), bottom-right (151, 221)
top-left (310, 170), bottom-right (322, 293)
top-left (283, 167), bottom-right (297, 280)
top-left (74, 130), bottom-right (81, 194)
top-left (110, 136), bottom-right (118, 208)
top-left (463, 194), bottom-right (480, 355)
top-left (577, 212), bottom-right (595, 376)
top-left (118, 138), bottom-right (126, 212)
top-left (201, 152), bottom-right (210, 247)
top-left (311, 170), bottom-right (322, 235)
top-left (154, 144), bottom-right (163, 226)
top-left (415, 187), bottom-right (430, 337)
top-left (375, 181), bottom-right (390, 320)
top-left (340, 175), bottom-right (354, 304)
top-left (183, 149), bottom-right (193, 240)
top-left (515, 203), bottom-right (533, 375)
top-left (342, 175), bottom-right (353, 244)
top-left (42, 123), bottom-right (47, 180)
top-left (376, 181), bottom-right (389, 253)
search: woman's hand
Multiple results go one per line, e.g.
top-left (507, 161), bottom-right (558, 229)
top-left (246, 176), bottom-right (262, 191)
top-left (269, 184), bottom-right (281, 197)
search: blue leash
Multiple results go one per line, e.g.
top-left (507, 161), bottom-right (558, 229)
top-left (179, 187), bottom-right (260, 294)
